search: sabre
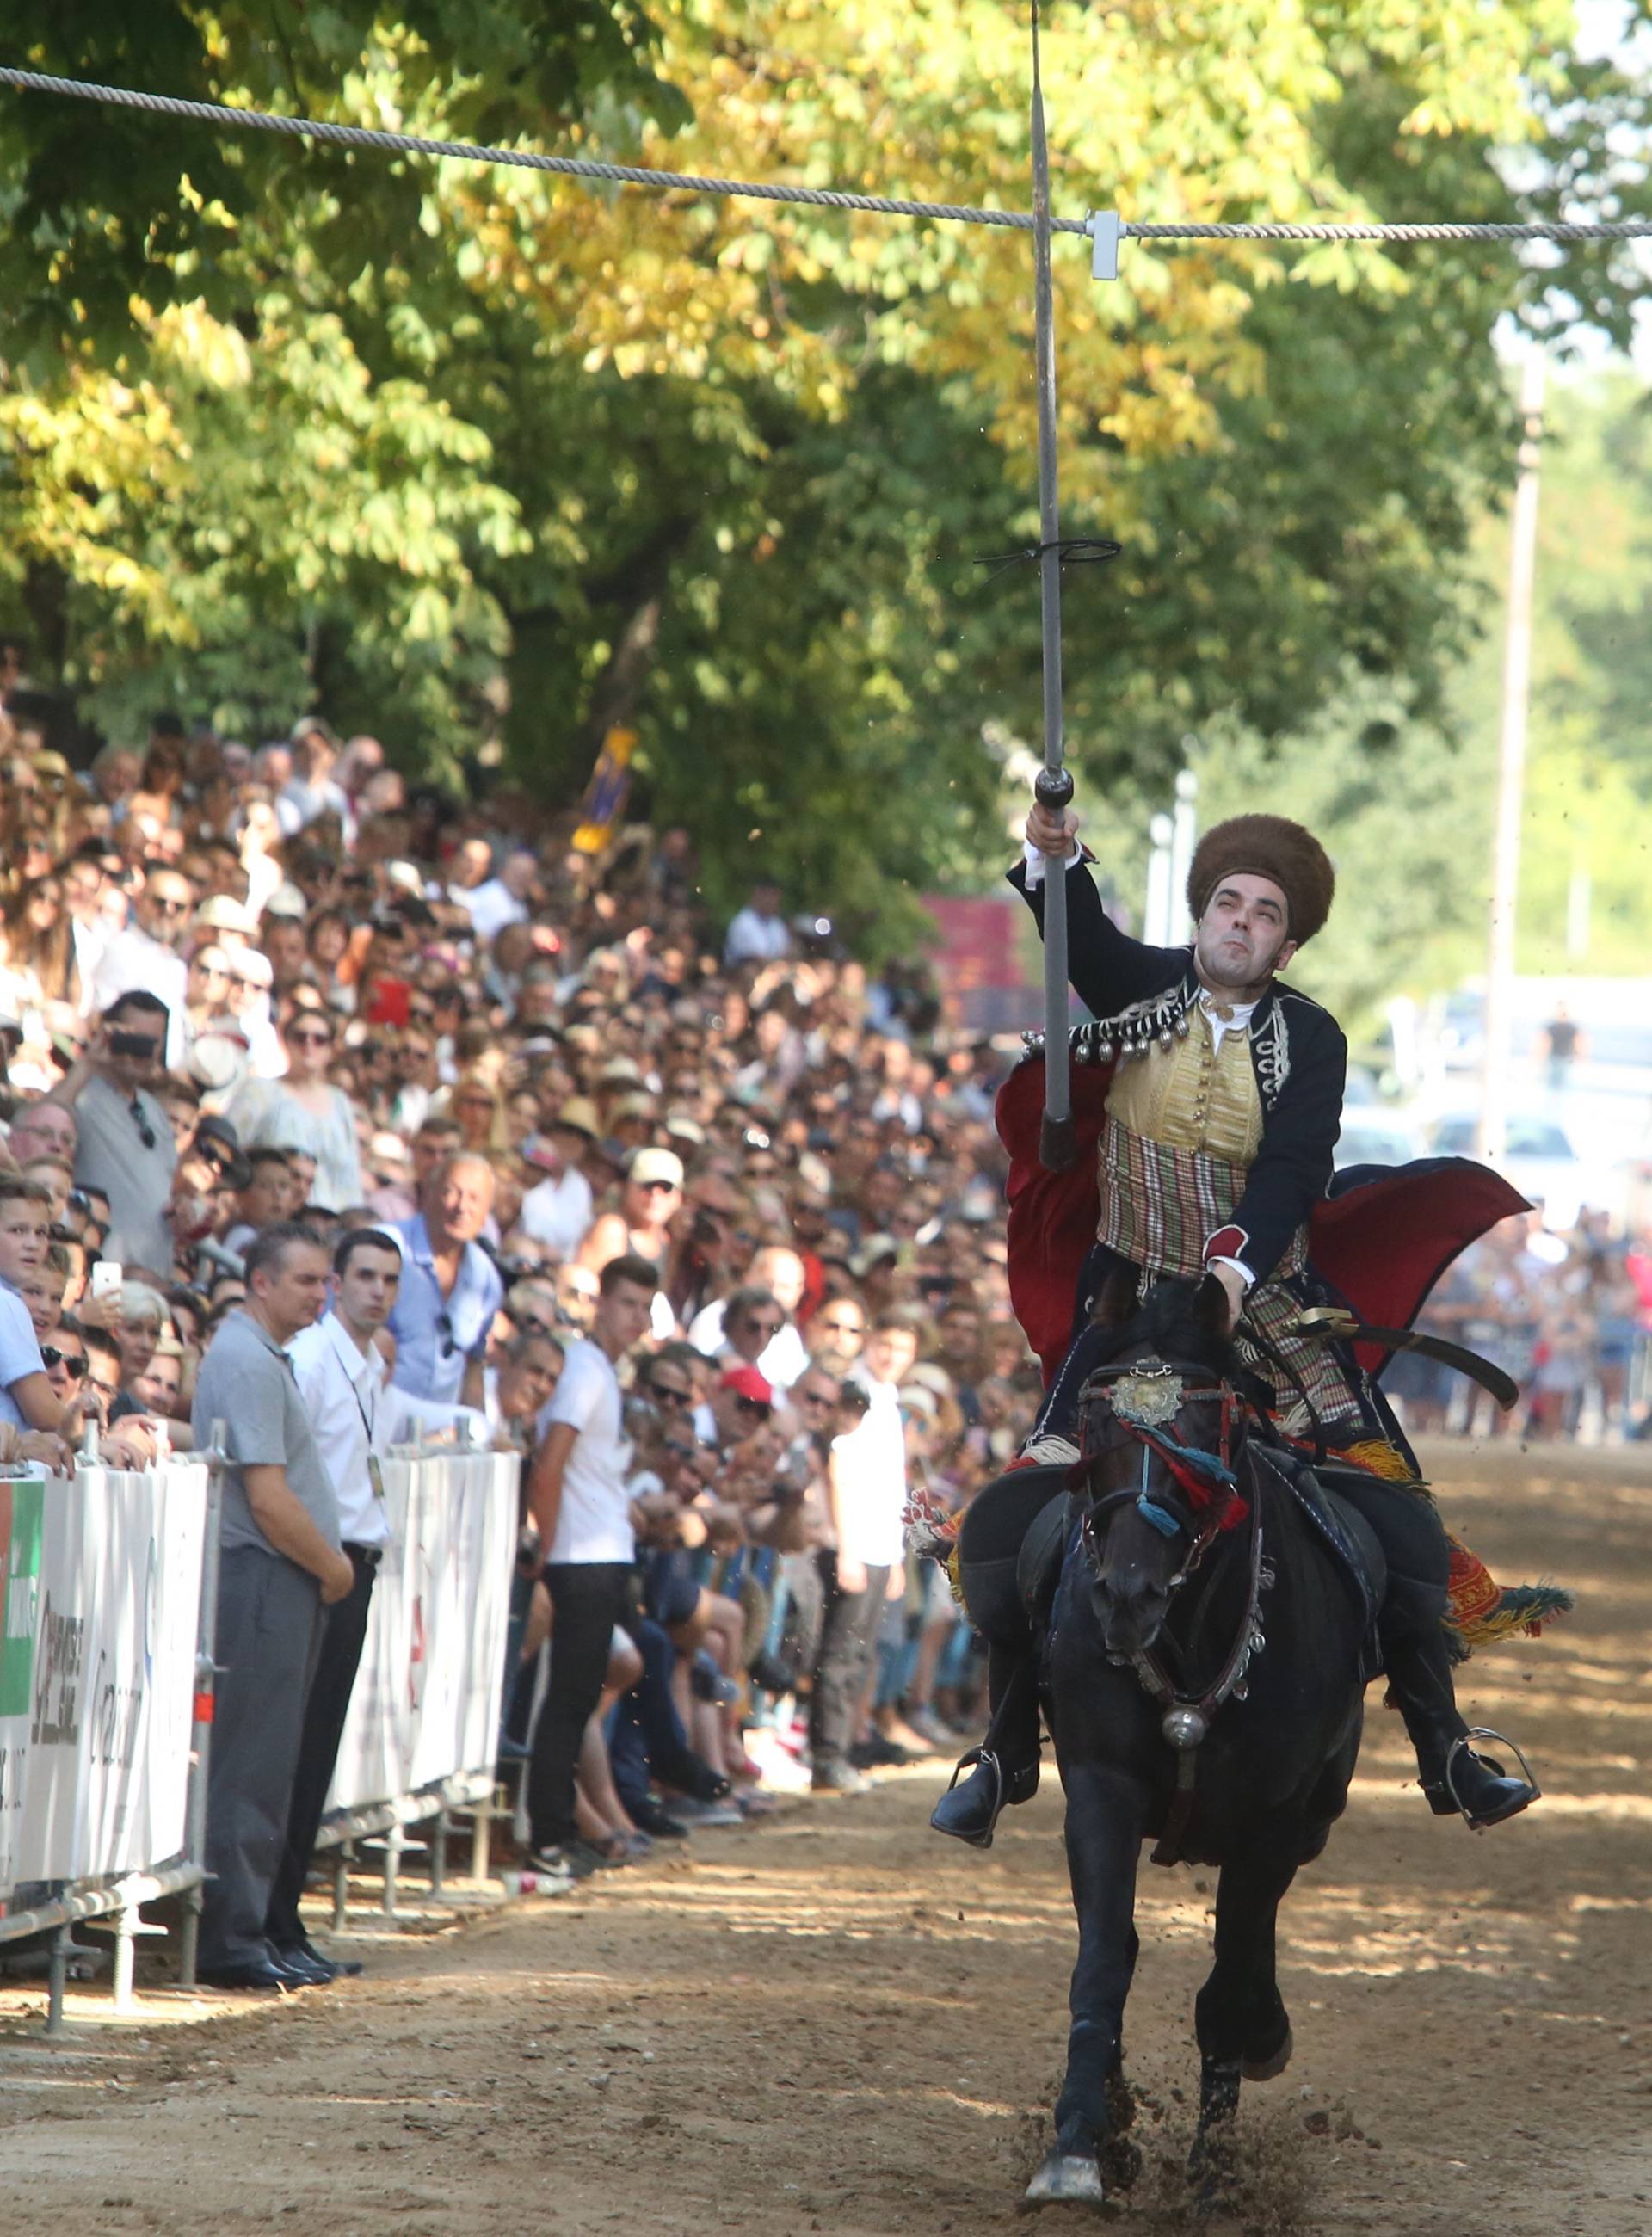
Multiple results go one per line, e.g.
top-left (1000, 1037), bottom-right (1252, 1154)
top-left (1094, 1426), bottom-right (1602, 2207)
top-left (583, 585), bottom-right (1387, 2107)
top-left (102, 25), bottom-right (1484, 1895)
top-left (1029, 3), bottom-right (1074, 1172)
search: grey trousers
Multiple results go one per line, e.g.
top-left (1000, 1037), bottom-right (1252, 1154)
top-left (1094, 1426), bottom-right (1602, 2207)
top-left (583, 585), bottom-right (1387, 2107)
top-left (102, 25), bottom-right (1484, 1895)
top-left (200, 1547), bottom-right (324, 1972)
top-left (809, 1553), bottom-right (889, 1771)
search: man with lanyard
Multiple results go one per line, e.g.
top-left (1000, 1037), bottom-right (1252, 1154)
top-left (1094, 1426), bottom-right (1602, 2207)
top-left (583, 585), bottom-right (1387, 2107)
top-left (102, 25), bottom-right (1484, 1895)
top-left (387, 1152), bottom-right (503, 1408)
top-left (269, 1228), bottom-right (421, 1983)
top-left (932, 800), bottom-right (1538, 1849)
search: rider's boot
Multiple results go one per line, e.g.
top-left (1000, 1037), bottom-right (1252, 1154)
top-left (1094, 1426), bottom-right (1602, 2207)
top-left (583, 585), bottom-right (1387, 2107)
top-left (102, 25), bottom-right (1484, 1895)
top-left (930, 1648), bottom-right (1041, 1848)
top-left (1383, 1622), bottom-right (1538, 1829)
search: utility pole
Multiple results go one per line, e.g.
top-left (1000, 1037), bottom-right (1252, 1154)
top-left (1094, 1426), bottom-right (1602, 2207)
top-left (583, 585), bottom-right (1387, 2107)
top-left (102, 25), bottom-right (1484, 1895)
top-left (1168, 762), bottom-right (1199, 940)
top-left (1478, 350), bottom-right (1545, 1162)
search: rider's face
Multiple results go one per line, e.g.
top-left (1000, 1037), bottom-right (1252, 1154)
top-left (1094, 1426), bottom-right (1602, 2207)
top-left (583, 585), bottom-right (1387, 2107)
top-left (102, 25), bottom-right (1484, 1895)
top-left (1193, 876), bottom-right (1297, 993)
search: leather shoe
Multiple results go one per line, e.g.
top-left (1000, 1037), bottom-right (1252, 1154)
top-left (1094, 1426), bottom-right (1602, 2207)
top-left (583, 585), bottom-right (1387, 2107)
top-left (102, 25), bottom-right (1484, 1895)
top-left (930, 1748), bottom-right (1039, 1849)
top-left (1424, 1745), bottom-right (1537, 1830)
top-left (632, 1799), bottom-right (688, 1840)
top-left (195, 1962), bottom-right (292, 1994)
top-left (265, 1944), bottom-right (336, 1987)
top-left (271, 1940), bottom-right (364, 1982)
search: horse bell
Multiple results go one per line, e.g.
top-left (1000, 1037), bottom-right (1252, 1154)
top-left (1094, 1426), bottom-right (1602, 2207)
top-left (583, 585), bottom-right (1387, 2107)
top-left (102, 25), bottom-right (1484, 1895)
top-left (1162, 1705), bottom-right (1209, 1751)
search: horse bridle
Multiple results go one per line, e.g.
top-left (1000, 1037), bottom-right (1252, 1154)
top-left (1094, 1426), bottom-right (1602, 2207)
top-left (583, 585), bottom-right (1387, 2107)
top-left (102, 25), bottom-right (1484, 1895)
top-left (1076, 1359), bottom-right (1276, 1867)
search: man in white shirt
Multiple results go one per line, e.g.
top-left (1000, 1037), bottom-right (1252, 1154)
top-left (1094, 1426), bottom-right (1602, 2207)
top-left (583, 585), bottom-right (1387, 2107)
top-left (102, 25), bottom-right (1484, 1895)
top-left (522, 1251), bottom-right (655, 1884)
top-left (517, 1115), bottom-right (597, 1260)
top-left (276, 718), bottom-right (350, 836)
top-left (687, 1248), bottom-right (811, 1390)
top-left (460, 848), bottom-right (538, 944)
top-left (723, 879), bottom-right (792, 969)
top-left (811, 1310), bottom-right (917, 1794)
top-left (89, 868), bottom-right (193, 1069)
top-left (274, 1227), bottom-right (468, 1981)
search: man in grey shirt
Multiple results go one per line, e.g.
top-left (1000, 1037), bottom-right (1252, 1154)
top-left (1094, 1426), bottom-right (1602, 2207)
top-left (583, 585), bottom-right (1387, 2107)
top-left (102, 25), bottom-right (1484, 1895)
top-left (41, 989), bottom-right (177, 1276)
top-left (192, 1221), bottom-right (354, 1992)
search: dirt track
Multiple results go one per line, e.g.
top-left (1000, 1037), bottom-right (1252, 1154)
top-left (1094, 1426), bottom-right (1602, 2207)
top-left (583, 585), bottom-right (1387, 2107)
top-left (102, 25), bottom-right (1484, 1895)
top-left (0, 1443), bottom-right (1649, 2236)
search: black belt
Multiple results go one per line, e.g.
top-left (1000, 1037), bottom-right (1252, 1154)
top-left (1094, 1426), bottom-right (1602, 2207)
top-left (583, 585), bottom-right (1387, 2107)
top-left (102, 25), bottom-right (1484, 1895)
top-left (342, 1543), bottom-right (384, 1568)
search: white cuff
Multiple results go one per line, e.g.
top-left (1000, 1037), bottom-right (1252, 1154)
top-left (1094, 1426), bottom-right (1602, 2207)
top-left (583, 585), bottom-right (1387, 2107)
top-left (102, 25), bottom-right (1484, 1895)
top-left (1208, 1254), bottom-right (1256, 1291)
top-left (1020, 838), bottom-right (1081, 889)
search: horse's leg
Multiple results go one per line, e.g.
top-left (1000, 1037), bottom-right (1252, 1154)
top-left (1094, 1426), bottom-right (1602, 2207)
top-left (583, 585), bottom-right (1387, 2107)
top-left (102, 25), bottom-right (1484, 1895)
top-left (1025, 1764), bottom-right (1142, 2207)
top-left (1190, 1838), bottom-right (1301, 2191)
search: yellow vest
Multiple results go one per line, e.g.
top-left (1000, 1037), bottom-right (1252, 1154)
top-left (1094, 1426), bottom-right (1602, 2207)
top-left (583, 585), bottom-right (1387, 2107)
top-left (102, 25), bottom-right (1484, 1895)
top-left (1105, 1004), bottom-right (1262, 1166)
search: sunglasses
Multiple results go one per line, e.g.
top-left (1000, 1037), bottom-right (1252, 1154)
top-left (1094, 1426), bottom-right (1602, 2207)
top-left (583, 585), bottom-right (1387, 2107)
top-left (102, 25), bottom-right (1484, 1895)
top-left (733, 1394), bottom-right (773, 1418)
top-left (149, 895), bottom-right (191, 915)
top-left (798, 1388), bottom-right (835, 1408)
top-left (436, 1310), bottom-right (459, 1359)
top-left (637, 1178), bottom-right (678, 1195)
top-left (41, 1347), bottom-right (88, 1377)
top-left (819, 1316), bottom-right (863, 1334)
top-left (287, 1029), bottom-right (332, 1048)
top-left (129, 1098), bottom-right (157, 1151)
top-left (647, 1383), bottom-right (693, 1408)
top-left (742, 1316), bottom-right (784, 1336)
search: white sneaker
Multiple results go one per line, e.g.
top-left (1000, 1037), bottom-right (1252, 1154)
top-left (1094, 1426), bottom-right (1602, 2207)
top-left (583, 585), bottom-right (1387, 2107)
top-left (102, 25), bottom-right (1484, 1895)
top-left (741, 1729), bottom-right (813, 1792)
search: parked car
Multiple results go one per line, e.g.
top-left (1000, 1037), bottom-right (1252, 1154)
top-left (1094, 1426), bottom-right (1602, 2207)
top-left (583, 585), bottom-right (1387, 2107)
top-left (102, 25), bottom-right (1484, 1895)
top-left (1428, 1112), bottom-right (1619, 1229)
top-left (1333, 1113), bottom-right (1428, 1171)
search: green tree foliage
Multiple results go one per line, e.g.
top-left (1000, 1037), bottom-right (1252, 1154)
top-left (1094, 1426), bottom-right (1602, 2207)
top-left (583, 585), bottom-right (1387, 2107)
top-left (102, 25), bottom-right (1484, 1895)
top-left (0, 0), bottom-right (1649, 949)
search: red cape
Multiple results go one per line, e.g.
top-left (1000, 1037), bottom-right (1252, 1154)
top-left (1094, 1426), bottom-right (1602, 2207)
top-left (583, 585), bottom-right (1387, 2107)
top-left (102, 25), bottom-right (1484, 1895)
top-left (997, 1055), bottom-right (1529, 1384)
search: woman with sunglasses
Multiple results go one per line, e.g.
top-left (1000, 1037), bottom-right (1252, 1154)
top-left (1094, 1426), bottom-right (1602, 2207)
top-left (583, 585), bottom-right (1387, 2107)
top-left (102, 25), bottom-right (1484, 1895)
top-left (228, 1003), bottom-right (363, 1211)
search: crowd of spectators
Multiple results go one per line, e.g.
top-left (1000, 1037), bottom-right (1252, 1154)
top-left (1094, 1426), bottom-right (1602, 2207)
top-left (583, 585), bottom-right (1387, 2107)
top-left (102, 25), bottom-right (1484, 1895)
top-left (1397, 1207), bottom-right (1652, 1444)
top-left (5, 704), bottom-right (1649, 1964)
top-left (0, 704), bottom-right (1049, 1957)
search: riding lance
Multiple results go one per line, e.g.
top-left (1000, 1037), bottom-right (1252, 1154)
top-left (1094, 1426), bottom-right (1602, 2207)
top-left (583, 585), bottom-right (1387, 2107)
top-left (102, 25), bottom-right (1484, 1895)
top-left (1029, 9), bottom-right (1074, 1174)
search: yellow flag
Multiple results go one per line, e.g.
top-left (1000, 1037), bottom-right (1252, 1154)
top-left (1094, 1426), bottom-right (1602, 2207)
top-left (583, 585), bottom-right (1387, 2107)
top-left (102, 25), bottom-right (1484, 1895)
top-left (571, 727), bottom-right (638, 854)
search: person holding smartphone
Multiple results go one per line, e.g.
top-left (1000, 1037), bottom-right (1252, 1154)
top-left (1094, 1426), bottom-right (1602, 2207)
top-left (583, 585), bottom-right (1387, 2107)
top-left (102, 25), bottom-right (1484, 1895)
top-left (37, 989), bottom-right (177, 1277)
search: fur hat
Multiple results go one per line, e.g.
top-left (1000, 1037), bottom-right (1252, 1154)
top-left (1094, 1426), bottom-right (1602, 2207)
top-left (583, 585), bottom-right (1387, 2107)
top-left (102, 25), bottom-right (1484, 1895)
top-left (1186, 815), bottom-right (1335, 946)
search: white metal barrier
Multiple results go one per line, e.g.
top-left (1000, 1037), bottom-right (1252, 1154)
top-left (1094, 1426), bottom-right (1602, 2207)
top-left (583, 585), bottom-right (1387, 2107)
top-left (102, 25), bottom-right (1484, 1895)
top-left (0, 1441), bottom-right (519, 2025)
top-left (314, 1446), bottom-right (519, 1910)
top-left (0, 1447), bottom-right (223, 2031)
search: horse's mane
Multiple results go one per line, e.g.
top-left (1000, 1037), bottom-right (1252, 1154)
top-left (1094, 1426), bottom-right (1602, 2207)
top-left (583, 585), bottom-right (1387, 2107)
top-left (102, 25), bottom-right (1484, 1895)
top-left (1092, 1270), bottom-right (1238, 1382)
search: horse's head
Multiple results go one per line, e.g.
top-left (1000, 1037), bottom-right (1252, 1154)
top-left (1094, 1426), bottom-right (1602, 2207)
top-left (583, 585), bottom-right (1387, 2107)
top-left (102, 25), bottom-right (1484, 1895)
top-left (1075, 1273), bottom-right (1248, 1661)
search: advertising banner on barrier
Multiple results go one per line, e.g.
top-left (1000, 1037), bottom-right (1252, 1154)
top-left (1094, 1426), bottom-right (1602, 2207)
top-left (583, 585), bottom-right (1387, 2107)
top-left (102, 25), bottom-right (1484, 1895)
top-left (0, 1461), bottom-right (208, 1904)
top-left (328, 1450), bottom-right (516, 1815)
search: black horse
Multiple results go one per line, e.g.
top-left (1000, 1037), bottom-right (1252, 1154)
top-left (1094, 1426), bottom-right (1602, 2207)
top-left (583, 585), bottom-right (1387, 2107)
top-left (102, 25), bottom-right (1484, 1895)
top-left (1017, 1273), bottom-right (1381, 2208)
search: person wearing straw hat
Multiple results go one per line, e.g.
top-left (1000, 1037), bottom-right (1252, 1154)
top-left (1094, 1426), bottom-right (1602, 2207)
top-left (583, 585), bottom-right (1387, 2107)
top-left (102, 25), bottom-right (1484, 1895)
top-left (519, 1100), bottom-right (599, 1259)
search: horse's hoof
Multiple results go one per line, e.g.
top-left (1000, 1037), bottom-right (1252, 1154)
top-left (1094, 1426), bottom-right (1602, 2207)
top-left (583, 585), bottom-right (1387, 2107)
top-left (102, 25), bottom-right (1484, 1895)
top-left (1023, 2151), bottom-right (1106, 2207)
top-left (1241, 2020), bottom-right (1293, 2082)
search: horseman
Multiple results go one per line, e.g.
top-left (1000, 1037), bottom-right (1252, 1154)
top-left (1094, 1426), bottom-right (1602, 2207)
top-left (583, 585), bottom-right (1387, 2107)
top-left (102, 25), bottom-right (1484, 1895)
top-left (931, 796), bottom-right (1541, 1848)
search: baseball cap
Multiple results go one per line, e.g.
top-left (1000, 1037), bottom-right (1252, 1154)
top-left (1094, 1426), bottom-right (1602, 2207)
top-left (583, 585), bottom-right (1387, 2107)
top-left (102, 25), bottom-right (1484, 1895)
top-left (612, 1092), bottom-right (657, 1121)
top-left (663, 1111), bottom-right (706, 1149)
top-left (850, 1234), bottom-right (900, 1279)
top-left (599, 1057), bottom-right (644, 1086)
top-left (718, 1365), bottom-right (774, 1408)
top-left (262, 882), bottom-right (308, 921)
top-left (194, 1114), bottom-right (252, 1191)
top-left (628, 1146), bottom-right (684, 1189)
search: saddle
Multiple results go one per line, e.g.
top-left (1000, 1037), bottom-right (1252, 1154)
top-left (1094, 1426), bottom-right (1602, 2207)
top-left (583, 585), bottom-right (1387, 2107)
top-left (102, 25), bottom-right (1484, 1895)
top-left (1249, 1445), bottom-right (1386, 1677)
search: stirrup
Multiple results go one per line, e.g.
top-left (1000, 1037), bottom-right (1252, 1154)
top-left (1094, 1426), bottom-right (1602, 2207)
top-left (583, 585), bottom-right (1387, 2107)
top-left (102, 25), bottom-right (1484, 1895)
top-left (1441, 1727), bottom-right (1541, 1827)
